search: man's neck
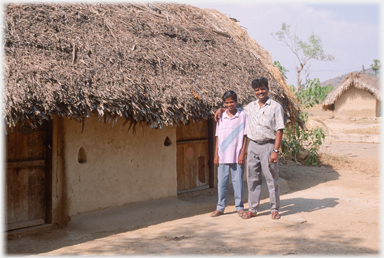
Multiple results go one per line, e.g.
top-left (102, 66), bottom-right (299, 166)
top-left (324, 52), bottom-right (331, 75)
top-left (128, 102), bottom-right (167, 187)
top-left (257, 97), bottom-right (269, 107)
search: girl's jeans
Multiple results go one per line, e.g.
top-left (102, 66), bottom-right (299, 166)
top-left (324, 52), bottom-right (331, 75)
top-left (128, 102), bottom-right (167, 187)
top-left (216, 163), bottom-right (244, 212)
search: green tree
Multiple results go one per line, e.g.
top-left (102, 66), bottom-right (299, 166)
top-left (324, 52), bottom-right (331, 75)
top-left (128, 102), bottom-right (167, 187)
top-left (319, 84), bottom-right (334, 102)
top-left (370, 59), bottom-right (381, 74)
top-left (271, 23), bottom-right (335, 92)
top-left (273, 60), bottom-right (289, 79)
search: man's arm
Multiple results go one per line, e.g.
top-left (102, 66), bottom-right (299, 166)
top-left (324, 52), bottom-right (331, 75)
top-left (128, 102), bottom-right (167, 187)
top-left (270, 129), bottom-right (283, 163)
top-left (214, 108), bottom-right (227, 122)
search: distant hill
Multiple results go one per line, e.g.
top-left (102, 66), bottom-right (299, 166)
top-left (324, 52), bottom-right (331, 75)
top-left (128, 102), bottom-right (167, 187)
top-left (321, 68), bottom-right (380, 87)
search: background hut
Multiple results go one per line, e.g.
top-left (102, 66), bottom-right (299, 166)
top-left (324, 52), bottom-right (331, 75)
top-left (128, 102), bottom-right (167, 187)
top-left (322, 72), bottom-right (381, 117)
top-left (4, 3), bottom-right (301, 230)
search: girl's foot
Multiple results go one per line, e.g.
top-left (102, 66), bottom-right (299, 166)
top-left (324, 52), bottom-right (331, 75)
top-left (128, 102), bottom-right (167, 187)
top-left (210, 210), bottom-right (224, 217)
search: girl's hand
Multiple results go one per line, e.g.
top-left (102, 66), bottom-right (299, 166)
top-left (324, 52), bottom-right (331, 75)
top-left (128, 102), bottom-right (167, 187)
top-left (214, 156), bottom-right (219, 166)
top-left (238, 154), bottom-right (245, 165)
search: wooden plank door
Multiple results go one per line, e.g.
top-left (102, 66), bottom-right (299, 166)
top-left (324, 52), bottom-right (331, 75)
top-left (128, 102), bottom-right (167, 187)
top-left (176, 119), bottom-right (213, 194)
top-left (6, 122), bottom-right (49, 231)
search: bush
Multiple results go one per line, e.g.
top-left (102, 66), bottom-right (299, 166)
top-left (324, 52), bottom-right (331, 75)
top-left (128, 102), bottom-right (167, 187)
top-left (282, 113), bottom-right (325, 165)
top-left (282, 78), bottom-right (326, 165)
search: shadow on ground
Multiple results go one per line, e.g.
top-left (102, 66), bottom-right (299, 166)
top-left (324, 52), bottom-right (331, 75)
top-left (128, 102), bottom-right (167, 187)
top-left (8, 212), bottom-right (376, 255)
top-left (279, 161), bottom-right (340, 193)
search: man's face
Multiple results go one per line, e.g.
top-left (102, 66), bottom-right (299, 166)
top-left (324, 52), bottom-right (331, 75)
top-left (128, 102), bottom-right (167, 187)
top-left (254, 85), bottom-right (269, 101)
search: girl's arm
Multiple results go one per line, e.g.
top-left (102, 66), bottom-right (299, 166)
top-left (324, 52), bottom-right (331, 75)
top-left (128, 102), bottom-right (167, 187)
top-left (238, 135), bottom-right (247, 165)
top-left (214, 136), bottom-right (219, 166)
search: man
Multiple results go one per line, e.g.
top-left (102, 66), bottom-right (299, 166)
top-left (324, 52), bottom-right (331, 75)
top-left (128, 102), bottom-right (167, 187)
top-left (215, 77), bottom-right (285, 220)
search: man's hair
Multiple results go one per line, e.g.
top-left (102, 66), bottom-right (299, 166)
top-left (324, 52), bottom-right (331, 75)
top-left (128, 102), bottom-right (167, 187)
top-left (222, 90), bottom-right (238, 103)
top-left (251, 77), bottom-right (269, 90)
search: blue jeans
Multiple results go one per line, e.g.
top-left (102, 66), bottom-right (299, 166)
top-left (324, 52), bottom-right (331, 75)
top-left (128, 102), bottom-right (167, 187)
top-left (217, 163), bottom-right (244, 212)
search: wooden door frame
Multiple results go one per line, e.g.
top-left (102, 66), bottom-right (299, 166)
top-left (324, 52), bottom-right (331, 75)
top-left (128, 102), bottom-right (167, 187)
top-left (207, 118), bottom-right (215, 188)
top-left (45, 119), bottom-right (53, 224)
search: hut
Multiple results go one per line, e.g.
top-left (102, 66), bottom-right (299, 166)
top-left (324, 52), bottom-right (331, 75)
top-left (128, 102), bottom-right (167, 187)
top-left (322, 72), bottom-right (381, 117)
top-left (4, 3), bottom-right (301, 231)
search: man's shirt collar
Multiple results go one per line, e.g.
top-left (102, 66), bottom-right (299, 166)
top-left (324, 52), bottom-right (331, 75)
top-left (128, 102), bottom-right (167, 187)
top-left (255, 97), bottom-right (271, 107)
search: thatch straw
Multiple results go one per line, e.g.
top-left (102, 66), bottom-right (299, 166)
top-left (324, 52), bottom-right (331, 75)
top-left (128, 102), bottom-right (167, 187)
top-left (4, 3), bottom-right (301, 129)
top-left (322, 72), bottom-right (380, 111)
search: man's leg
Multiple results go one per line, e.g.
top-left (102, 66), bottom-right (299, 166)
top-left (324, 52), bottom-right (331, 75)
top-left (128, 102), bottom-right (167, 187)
top-left (216, 164), bottom-right (230, 212)
top-left (246, 141), bottom-right (262, 214)
top-left (259, 142), bottom-right (280, 212)
top-left (230, 163), bottom-right (244, 211)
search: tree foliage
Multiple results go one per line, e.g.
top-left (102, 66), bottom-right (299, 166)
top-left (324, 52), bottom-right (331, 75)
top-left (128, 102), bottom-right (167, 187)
top-left (273, 60), bottom-right (289, 79)
top-left (371, 59), bottom-right (381, 74)
top-left (271, 22), bottom-right (335, 92)
top-left (293, 79), bottom-right (334, 108)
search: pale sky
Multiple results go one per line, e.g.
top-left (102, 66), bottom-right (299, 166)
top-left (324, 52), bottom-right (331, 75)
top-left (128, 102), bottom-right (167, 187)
top-left (187, 1), bottom-right (381, 86)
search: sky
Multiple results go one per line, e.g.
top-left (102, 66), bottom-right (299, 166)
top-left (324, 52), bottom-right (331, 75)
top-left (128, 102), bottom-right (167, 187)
top-left (180, 0), bottom-right (381, 86)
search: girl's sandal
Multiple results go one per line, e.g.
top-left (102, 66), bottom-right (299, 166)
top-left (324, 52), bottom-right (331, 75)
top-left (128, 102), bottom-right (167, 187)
top-left (241, 211), bottom-right (256, 219)
top-left (210, 210), bottom-right (224, 217)
top-left (237, 210), bottom-right (245, 217)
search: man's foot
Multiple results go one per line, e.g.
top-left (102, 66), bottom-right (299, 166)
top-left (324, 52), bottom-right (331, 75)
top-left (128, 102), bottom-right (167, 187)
top-left (241, 211), bottom-right (256, 219)
top-left (210, 210), bottom-right (224, 217)
top-left (271, 211), bottom-right (280, 220)
top-left (237, 210), bottom-right (245, 217)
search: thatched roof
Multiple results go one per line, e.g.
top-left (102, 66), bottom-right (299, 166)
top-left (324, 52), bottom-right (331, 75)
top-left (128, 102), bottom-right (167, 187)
top-left (322, 72), bottom-right (381, 111)
top-left (4, 3), bottom-right (301, 129)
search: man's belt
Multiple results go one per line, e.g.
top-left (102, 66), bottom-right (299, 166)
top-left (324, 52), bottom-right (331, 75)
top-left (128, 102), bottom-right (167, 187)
top-left (251, 139), bottom-right (275, 145)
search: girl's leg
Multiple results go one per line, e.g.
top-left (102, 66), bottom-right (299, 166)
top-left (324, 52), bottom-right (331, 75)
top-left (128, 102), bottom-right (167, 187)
top-left (217, 164), bottom-right (230, 212)
top-left (230, 163), bottom-right (244, 211)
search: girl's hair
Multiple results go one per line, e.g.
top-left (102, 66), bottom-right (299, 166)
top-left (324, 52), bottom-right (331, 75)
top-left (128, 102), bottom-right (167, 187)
top-left (222, 90), bottom-right (237, 102)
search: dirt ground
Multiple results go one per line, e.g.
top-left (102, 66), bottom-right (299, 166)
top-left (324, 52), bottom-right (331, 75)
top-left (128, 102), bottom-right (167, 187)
top-left (4, 105), bottom-right (381, 255)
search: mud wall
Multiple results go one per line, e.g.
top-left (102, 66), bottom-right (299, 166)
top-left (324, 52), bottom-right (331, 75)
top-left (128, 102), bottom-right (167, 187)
top-left (335, 86), bottom-right (378, 117)
top-left (58, 114), bottom-right (177, 216)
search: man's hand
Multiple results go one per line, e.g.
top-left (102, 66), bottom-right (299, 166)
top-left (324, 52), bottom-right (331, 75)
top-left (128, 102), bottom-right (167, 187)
top-left (270, 151), bottom-right (278, 163)
top-left (214, 108), bottom-right (226, 122)
top-left (270, 130), bottom-right (283, 164)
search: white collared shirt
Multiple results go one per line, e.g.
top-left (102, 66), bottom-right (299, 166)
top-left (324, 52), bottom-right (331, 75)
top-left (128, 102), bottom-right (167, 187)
top-left (243, 97), bottom-right (285, 142)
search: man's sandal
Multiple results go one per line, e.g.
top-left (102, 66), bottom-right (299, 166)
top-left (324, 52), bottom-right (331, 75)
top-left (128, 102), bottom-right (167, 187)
top-left (241, 211), bottom-right (256, 219)
top-left (271, 211), bottom-right (281, 220)
top-left (210, 210), bottom-right (224, 217)
top-left (237, 210), bottom-right (245, 217)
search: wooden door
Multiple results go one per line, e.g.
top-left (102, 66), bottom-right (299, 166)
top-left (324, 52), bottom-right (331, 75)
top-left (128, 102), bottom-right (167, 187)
top-left (6, 121), bottom-right (49, 231)
top-left (176, 119), bottom-right (214, 194)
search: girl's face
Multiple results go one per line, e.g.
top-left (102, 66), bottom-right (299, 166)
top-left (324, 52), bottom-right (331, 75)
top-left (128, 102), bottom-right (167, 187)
top-left (224, 97), bottom-right (237, 111)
